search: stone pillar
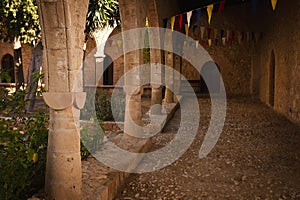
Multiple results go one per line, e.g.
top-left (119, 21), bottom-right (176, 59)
top-left (173, 54), bottom-right (182, 101)
top-left (164, 21), bottom-right (174, 103)
top-left (119, 0), bottom-right (147, 134)
top-left (37, 0), bottom-right (89, 199)
top-left (94, 54), bottom-right (105, 86)
top-left (148, 0), bottom-right (163, 115)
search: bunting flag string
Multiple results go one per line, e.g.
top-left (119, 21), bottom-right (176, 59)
top-left (218, 0), bottom-right (226, 14)
top-left (200, 26), bottom-right (205, 39)
top-left (187, 11), bottom-right (192, 27)
top-left (237, 31), bottom-right (242, 44)
top-left (214, 28), bottom-right (218, 39)
top-left (207, 4), bottom-right (214, 25)
top-left (197, 9), bottom-right (201, 27)
top-left (208, 39), bottom-right (212, 47)
top-left (163, 19), bottom-right (168, 29)
top-left (185, 24), bottom-right (189, 37)
top-left (207, 28), bottom-right (212, 39)
top-left (170, 16), bottom-right (175, 31)
top-left (117, 39), bottom-right (122, 48)
top-left (196, 40), bottom-right (199, 49)
top-left (178, 14), bottom-right (183, 31)
top-left (252, 0), bottom-right (260, 12)
top-left (271, 0), bottom-right (277, 10)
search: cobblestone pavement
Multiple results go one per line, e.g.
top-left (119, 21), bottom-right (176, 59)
top-left (116, 97), bottom-right (300, 199)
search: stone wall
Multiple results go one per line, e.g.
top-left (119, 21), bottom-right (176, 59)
top-left (250, 0), bottom-right (300, 123)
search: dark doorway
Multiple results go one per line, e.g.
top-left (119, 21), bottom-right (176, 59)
top-left (103, 55), bottom-right (113, 85)
top-left (269, 50), bottom-right (275, 107)
top-left (200, 61), bottom-right (220, 94)
top-left (1, 54), bottom-right (15, 83)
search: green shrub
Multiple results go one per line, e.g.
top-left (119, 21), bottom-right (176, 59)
top-left (0, 88), bottom-right (104, 199)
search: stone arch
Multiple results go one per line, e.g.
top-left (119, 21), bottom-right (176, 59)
top-left (103, 54), bottom-right (114, 85)
top-left (269, 49), bottom-right (275, 107)
top-left (200, 61), bottom-right (220, 94)
top-left (1, 53), bottom-right (14, 83)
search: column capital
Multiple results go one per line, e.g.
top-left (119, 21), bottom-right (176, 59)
top-left (43, 92), bottom-right (86, 110)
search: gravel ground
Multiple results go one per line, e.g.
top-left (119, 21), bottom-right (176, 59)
top-left (116, 97), bottom-right (300, 200)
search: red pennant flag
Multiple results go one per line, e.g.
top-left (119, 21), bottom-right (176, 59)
top-left (218, 0), bottom-right (226, 14)
top-left (179, 14), bottom-right (183, 31)
top-left (201, 39), bottom-right (206, 46)
top-left (207, 28), bottom-right (212, 39)
top-left (107, 39), bottom-right (113, 47)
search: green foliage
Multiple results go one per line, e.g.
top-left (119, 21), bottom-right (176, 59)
top-left (85, 0), bottom-right (120, 36)
top-left (0, 88), bottom-right (48, 199)
top-left (0, 87), bottom-right (104, 198)
top-left (81, 89), bottom-right (125, 122)
top-left (0, 0), bottom-right (40, 44)
top-left (80, 118), bottom-right (104, 160)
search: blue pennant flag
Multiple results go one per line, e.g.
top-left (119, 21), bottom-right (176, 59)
top-left (197, 9), bottom-right (201, 26)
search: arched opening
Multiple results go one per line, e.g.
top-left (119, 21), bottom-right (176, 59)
top-left (269, 50), bottom-right (275, 107)
top-left (103, 55), bottom-right (114, 85)
top-left (1, 54), bottom-right (15, 83)
top-left (200, 61), bottom-right (220, 94)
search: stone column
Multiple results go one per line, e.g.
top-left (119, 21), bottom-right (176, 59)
top-left (37, 0), bottom-right (89, 199)
top-left (94, 54), bottom-right (105, 86)
top-left (148, 0), bottom-right (163, 115)
top-left (164, 21), bottom-right (174, 103)
top-left (173, 54), bottom-right (182, 101)
top-left (119, 0), bottom-right (147, 134)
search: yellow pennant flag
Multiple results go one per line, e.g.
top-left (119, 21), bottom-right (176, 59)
top-left (207, 4), bottom-right (214, 25)
top-left (271, 0), bottom-right (277, 10)
top-left (185, 24), bottom-right (189, 37)
top-left (117, 40), bottom-right (122, 48)
top-left (208, 39), bottom-right (212, 47)
top-left (171, 16), bottom-right (175, 31)
top-left (237, 32), bottom-right (242, 44)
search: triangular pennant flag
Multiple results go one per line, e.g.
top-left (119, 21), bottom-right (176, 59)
top-left (222, 37), bottom-right (226, 45)
top-left (252, 0), bottom-right (260, 12)
top-left (226, 30), bottom-right (230, 40)
top-left (178, 14), bottom-right (183, 31)
top-left (107, 39), bottom-right (113, 47)
top-left (170, 16), bottom-right (175, 31)
top-left (196, 40), bottom-right (199, 49)
top-left (220, 29), bottom-right (225, 39)
top-left (215, 39), bottom-right (219, 46)
top-left (201, 39), bottom-right (206, 46)
top-left (237, 31), bottom-right (242, 44)
top-left (207, 28), bottom-right (212, 39)
top-left (207, 4), bottom-right (214, 25)
top-left (163, 19), bottom-right (168, 29)
top-left (271, 0), bottom-right (277, 10)
top-left (117, 39), bottom-right (122, 48)
top-left (214, 28), bottom-right (218, 39)
top-left (208, 39), bottom-right (212, 47)
top-left (197, 9), bottom-right (201, 27)
top-left (218, 0), bottom-right (226, 14)
top-left (185, 24), bottom-right (189, 37)
top-left (187, 11), bottom-right (192, 27)
top-left (200, 26), bottom-right (205, 39)
top-left (246, 32), bottom-right (250, 42)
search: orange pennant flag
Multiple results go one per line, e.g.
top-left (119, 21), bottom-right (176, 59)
top-left (185, 24), bottom-right (189, 37)
top-left (117, 40), bottom-right (122, 48)
top-left (208, 39), bottom-right (212, 47)
top-left (207, 4), bottom-right (214, 25)
top-left (170, 16), bottom-right (175, 31)
top-left (271, 0), bottom-right (277, 10)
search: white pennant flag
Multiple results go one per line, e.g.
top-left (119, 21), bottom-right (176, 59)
top-left (200, 26), bottom-right (205, 39)
top-left (187, 11), bottom-right (192, 27)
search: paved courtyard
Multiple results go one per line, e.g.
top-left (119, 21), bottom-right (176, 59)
top-left (116, 97), bottom-right (300, 199)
